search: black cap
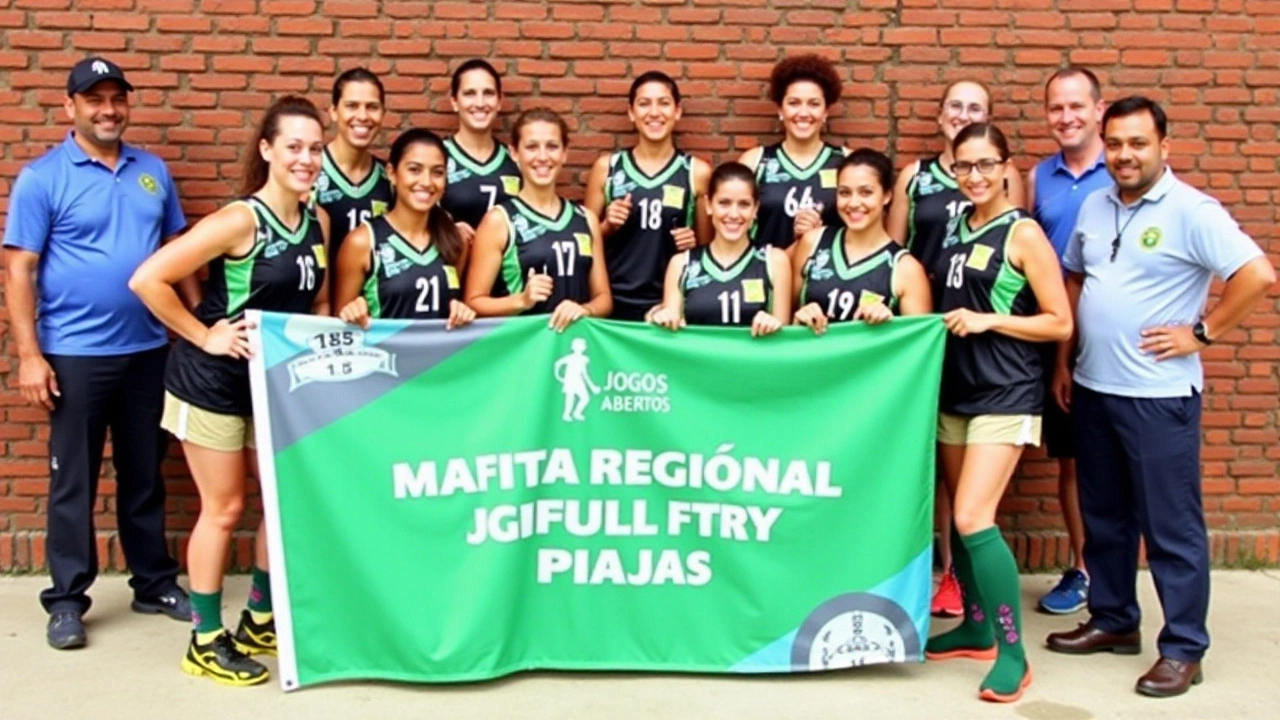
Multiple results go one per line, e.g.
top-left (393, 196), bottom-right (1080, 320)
top-left (66, 57), bottom-right (134, 96)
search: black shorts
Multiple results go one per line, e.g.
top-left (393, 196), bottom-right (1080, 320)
top-left (1040, 343), bottom-right (1074, 459)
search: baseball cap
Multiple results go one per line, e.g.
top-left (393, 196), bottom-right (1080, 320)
top-left (66, 57), bottom-right (134, 96)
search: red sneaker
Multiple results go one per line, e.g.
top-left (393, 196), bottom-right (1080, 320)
top-left (931, 568), bottom-right (963, 618)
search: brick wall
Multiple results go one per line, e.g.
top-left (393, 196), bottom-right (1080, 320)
top-left (0, 0), bottom-right (1277, 572)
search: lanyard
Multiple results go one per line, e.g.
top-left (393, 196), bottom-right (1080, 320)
top-left (1111, 202), bottom-right (1144, 263)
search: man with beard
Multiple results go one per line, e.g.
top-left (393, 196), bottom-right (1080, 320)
top-left (1045, 96), bottom-right (1275, 697)
top-left (1025, 66), bottom-right (1111, 616)
top-left (3, 57), bottom-right (194, 649)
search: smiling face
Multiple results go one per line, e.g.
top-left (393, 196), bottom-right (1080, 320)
top-left (1103, 110), bottom-right (1168, 202)
top-left (953, 135), bottom-right (1009, 209)
top-left (836, 164), bottom-right (891, 234)
top-left (390, 142), bottom-right (447, 215)
top-left (262, 115), bottom-right (325, 195)
top-left (628, 81), bottom-right (681, 144)
top-left (1046, 74), bottom-right (1103, 153)
top-left (329, 81), bottom-right (384, 151)
top-left (779, 80), bottom-right (828, 143)
top-left (514, 120), bottom-right (566, 190)
top-left (938, 81), bottom-right (990, 143)
top-left (65, 80), bottom-right (130, 148)
top-left (709, 178), bottom-right (758, 243)
top-left (451, 68), bottom-right (501, 135)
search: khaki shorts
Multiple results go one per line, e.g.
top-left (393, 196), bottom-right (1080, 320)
top-left (937, 412), bottom-right (1042, 447)
top-left (161, 392), bottom-right (255, 452)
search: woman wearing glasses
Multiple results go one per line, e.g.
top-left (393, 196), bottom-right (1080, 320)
top-left (924, 123), bottom-right (1070, 704)
top-left (885, 79), bottom-right (1024, 619)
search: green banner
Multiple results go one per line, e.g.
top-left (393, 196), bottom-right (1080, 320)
top-left (248, 312), bottom-right (944, 690)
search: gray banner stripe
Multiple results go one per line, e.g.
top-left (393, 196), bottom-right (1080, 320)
top-left (265, 320), bottom-right (503, 451)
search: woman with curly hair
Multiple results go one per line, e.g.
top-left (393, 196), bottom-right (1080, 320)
top-left (738, 54), bottom-right (849, 252)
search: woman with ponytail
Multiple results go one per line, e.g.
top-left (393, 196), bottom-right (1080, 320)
top-left (130, 96), bottom-right (331, 687)
top-left (334, 129), bottom-right (476, 327)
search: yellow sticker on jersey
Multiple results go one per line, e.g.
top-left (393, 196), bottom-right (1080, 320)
top-left (859, 290), bottom-right (886, 307)
top-left (742, 278), bottom-right (766, 303)
top-left (501, 176), bottom-right (521, 195)
top-left (312, 244), bottom-right (328, 269)
top-left (820, 169), bottom-right (838, 188)
top-left (444, 265), bottom-right (460, 289)
top-left (574, 232), bottom-right (593, 256)
top-left (662, 184), bottom-right (686, 209)
top-left (965, 244), bottom-right (993, 271)
top-left (370, 200), bottom-right (388, 217)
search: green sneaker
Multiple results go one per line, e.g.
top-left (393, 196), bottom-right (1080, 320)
top-left (181, 631), bottom-right (269, 687)
top-left (233, 609), bottom-right (277, 656)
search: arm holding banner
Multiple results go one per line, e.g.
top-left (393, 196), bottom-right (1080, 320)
top-left (752, 246), bottom-right (792, 337)
top-left (548, 212), bottom-right (612, 331)
top-left (334, 223), bottom-right (374, 328)
top-left (885, 252), bottom-right (933, 319)
top-left (649, 252), bottom-right (689, 331)
top-left (791, 227), bottom-right (830, 335)
top-left (312, 205), bottom-right (332, 317)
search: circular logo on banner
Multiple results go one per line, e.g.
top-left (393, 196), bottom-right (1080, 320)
top-left (791, 593), bottom-right (921, 670)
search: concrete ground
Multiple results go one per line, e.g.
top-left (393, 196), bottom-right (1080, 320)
top-left (0, 571), bottom-right (1276, 720)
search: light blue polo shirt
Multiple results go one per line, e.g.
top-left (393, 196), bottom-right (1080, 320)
top-left (1063, 168), bottom-right (1264, 398)
top-left (1032, 149), bottom-right (1110, 260)
top-left (3, 132), bottom-right (186, 356)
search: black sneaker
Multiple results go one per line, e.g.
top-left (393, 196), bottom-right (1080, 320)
top-left (232, 609), bottom-right (277, 656)
top-left (181, 630), bottom-right (269, 687)
top-left (47, 609), bottom-right (87, 650)
top-left (132, 585), bottom-right (192, 621)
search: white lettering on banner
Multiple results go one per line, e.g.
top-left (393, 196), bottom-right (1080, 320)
top-left (536, 548), bottom-right (712, 586)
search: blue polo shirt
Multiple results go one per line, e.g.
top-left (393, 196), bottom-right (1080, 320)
top-left (1063, 168), bottom-right (1264, 398)
top-left (1032, 149), bottom-right (1110, 260)
top-left (3, 132), bottom-right (186, 356)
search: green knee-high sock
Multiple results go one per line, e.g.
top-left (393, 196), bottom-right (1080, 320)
top-left (191, 590), bottom-right (223, 640)
top-left (247, 567), bottom-right (272, 619)
top-left (962, 526), bottom-right (1029, 695)
top-left (926, 528), bottom-right (995, 654)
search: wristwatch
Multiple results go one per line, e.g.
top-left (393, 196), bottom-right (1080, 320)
top-left (1192, 321), bottom-right (1213, 346)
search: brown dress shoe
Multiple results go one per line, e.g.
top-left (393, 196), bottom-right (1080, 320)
top-left (1136, 657), bottom-right (1203, 697)
top-left (1045, 622), bottom-right (1141, 655)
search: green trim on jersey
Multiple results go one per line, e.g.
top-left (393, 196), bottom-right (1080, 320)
top-left (832, 230), bottom-right (894, 281)
top-left (445, 137), bottom-right (513, 176)
top-left (775, 145), bottom-right (834, 180)
top-left (361, 270), bottom-right (383, 319)
top-left (320, 147), bottom-right (388, 199)
top-left (253, 200), bottom-right (313, 245)
top-left (509, 197), bottom-right (575, 233)
top-left (385, 233), bottom-right (441, 267)
top-left (225, 202), bottom-right (266, 317)
top-left (928, 158), bottom-right (960, 190)
top-left (619, 151), bottom-right (685, 190)
top-left (989, 219), bottom-right (1033, 315)
top-left (495, 206), bottom-right (526, 294)
top-left (700, 245), bottom-right (756, 284)
top-left (956, 208), bottom-right (1019, 245)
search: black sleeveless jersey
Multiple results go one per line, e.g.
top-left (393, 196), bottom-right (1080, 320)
top-left (603, 149), bottom-right (697, 318)
top-left (752, 142), bottom-right (844, 250)
top-left (936, 207), bottom-right (1043, 416)
top-left (441, 137), bottom-right (521, 229)
top-left (166, 197), bottom-right (326, 415)
top-left (800, 227), bottom-right (904, 321)
top-left (313, 147), bottom-right (394, 255)
top-left (490, 197), bottom-right (595, 315)
top-left (680, 245), bottom-right (772, 327)
top-left (360, 216), bottom-right (461, 320)
top-left (904, 156), bottom-right (971, 292)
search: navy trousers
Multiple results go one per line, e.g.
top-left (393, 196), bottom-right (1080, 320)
top-left (40, 347), bottom-right (179, 614)
top-left (1072, 383), bottom-right (1210, 662)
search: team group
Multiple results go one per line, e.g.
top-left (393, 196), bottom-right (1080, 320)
top-left (4, 53), bottom-right (1273, 701)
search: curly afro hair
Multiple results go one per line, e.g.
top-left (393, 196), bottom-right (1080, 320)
top-left (769, 54), bottom-right (842, 106)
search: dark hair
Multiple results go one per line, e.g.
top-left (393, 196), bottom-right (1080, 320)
top-left (941, 79), bottom-right (992, 114)
top-left (241, 96), bottom-right (324, 197)
top-left (511, 108), bottom-right (570, 147)
top-left (1102, 95), bottom-right (1167, 140)
top-left (451, 59), bottom-right (502, 98)
top-left (953, 123), bottom-right (1011, 161)
top-left (1045, 65), bottom-right (1102, 103)
top-left (331, 67), bottom-right (385, 106)
top-left (769, 54), bottom-right (842, 106)
top-left (838, 148), bottom-right (894, 192)
top-left (387, 128), bottom-right (465, 267)
top-left (628, 71), bottom-right (681, 105)
top-left (708, 161), bottom-right (758, 201)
